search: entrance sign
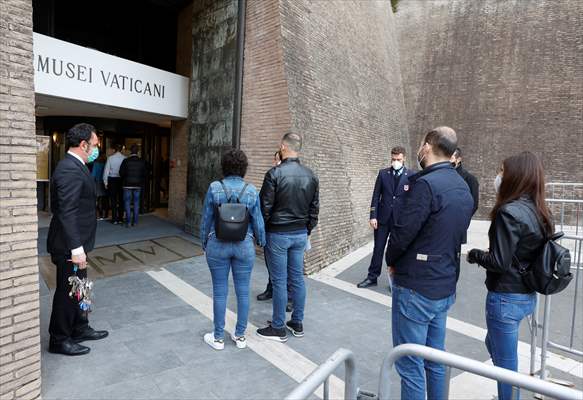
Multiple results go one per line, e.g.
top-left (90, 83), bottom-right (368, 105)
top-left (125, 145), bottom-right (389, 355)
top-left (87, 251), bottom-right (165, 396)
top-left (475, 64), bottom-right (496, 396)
top-left (33, 33), bottom-right (189, 118)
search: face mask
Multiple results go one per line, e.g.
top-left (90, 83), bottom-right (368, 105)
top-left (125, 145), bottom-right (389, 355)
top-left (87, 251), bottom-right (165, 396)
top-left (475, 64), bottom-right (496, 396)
top-left (86, 146), bottom-right (99, 163)
top-left (391, 160), bottom-right (403, 171)
top-left (494, 174), bottom-right (502, 194)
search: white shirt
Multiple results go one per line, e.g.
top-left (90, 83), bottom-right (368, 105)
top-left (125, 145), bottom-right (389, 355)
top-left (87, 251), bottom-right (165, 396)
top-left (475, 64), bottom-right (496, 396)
top-left (103, 151), bottom-right (126, 185)
top-left (66, 151), bottom-right (87, 257)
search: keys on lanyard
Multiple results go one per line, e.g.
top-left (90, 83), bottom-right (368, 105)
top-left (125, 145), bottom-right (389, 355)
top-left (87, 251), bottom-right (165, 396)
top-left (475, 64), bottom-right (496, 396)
top-left (68, 264), bottom-right (94, 312)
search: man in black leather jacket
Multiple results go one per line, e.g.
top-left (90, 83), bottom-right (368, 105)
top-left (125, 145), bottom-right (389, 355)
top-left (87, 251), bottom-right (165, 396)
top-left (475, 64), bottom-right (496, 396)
top-left (256, 132), bottom-right (319, 342)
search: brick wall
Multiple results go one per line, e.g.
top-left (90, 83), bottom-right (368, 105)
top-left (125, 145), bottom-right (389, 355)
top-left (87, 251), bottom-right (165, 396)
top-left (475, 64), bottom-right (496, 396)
top-left (185, 0), bottom-right (239, 234)
top-left (0, 0), bottom-right (42, 398)
top-left (168, 2), bottom-right (193, 227)
top-left (278, 0), bottom-right (409, 272)
top-left (396, 0), bottom-right (583, 217)
top-left (240, 0), bottom-right (292, 190)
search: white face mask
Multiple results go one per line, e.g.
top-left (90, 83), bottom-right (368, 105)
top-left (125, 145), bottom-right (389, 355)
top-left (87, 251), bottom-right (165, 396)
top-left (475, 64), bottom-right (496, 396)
top-left (494, 174), bottom-right (502, 194)
top-left (391, 160), bottom-right (403, 171)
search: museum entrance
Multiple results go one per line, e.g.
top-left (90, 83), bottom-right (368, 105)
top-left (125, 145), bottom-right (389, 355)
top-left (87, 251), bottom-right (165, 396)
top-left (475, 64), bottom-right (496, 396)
top-left (37, 116), bottom-right (171, 217)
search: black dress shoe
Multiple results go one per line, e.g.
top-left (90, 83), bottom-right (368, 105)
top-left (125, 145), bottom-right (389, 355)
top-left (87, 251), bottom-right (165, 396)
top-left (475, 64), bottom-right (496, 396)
top-left (72, 328), bottom-right (109, 343)
top-left (357, 278), bottom-right (378, 288)
top-left (257, 289), bottom-right (272, 301)
top-left (49, 339), bottom-right (90, 356)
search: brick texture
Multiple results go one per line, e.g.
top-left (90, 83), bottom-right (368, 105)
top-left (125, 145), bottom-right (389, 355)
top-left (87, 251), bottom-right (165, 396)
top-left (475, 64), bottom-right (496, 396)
top-left (396, 0), bottom-right (583, 217)
top-left (276, 0), bottom-right (409, 272)
top-left (0, 0), bottom-right (42, 398)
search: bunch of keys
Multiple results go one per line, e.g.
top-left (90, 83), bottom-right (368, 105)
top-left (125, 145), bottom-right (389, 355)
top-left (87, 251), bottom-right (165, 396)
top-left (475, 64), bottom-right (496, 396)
top-left (68, 265), bottom-right (94, 312)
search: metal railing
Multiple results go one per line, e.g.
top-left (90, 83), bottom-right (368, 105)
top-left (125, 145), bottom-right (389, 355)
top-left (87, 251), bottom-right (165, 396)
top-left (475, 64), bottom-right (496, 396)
top-left (529, 234), bottom-right (583, 381)
top-left (378, 344), bottom-right (582, 400)
top-left (285, 348), bottom-right (359, 400)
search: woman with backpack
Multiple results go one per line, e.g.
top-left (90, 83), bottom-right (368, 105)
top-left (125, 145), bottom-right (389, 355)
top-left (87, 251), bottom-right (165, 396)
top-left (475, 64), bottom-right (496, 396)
top-left (467, 151), bottom-right (553, 400)
top-left (200, 149), bottom-right (266, 350)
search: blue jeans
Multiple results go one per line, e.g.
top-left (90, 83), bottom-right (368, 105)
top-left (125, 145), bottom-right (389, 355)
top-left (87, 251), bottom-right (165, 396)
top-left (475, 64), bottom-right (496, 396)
top-left (206, 235), bottom-right (255, 339)
top-left (392, 285), bottom-right (455, 400)
top-left (265, 232), bottom-right (308, 329)
top-left (485, 291), bottom-right (536, 400)
top-left (123, 188), bottom-right (140, 225)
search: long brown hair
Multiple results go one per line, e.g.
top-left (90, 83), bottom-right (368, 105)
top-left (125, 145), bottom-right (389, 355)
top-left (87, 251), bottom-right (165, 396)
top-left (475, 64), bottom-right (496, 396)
top-left (491, 151), bottom-right (553, 234)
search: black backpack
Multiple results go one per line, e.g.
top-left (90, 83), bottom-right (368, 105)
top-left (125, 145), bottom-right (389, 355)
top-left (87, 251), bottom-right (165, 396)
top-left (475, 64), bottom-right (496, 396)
top-left (214, 180), bottom-right (250, 242)
top-left (517, 204), bottom-right (572, 295)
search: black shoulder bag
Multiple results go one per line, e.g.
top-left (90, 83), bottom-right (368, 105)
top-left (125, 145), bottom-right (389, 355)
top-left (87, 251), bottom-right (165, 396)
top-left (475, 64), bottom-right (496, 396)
top-left (214, 181), bottom-right (250, 242)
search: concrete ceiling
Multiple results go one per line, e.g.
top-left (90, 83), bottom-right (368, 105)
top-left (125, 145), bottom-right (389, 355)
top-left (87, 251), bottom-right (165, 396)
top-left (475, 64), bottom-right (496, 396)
top-left (34, 94), bottom-right (187, 128)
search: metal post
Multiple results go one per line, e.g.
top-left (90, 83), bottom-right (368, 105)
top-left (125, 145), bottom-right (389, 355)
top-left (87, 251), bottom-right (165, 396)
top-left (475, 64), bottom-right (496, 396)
top-left (323, 378), bottom-right (329, 400)
top-left (569, 239), bottom-right (582, 348)
top-left (539, 295), bottom-right (552, 380)
top-left (529, 294), bottom-right (539, 375)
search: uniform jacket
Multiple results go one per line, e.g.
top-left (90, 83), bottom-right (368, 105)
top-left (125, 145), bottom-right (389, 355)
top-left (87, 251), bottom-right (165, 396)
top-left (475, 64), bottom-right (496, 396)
top-left (260, 158), bottom-right (319, 234)
top-left (369, 166), bottom-right (413, 227)
top-left (386, 162), bottom-right (474, 299)
top-left (47, 154), bottom-right (97, 256)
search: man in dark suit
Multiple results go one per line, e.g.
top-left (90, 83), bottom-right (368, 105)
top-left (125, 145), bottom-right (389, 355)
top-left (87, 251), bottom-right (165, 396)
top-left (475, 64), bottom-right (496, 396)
top-left (357, 146), bottom-right (412, 288)
top-left (451, 147), bottom-right (479, 244)
top-left (47, 123), bottom-right (108, 356)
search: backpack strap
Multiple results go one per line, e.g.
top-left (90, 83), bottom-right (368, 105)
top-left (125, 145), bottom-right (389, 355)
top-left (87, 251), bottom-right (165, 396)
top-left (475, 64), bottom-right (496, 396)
top-left (236, 183), bottom-right (249, 204)
top-left (219, 180), bottom-right (232, 203)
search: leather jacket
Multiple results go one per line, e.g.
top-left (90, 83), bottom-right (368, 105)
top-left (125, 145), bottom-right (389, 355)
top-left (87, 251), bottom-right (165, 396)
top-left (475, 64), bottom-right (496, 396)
top-left (259, 157), bottom-right (319, 234)
top-left (470, 196), bottom-right (547, 293)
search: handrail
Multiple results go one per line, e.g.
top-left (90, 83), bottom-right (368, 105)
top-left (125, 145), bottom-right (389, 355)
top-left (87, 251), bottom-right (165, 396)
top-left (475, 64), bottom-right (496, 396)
top-left (285, 348), bottom-right (358, 400)
top-left (378, 344), bottom-right (582, 400)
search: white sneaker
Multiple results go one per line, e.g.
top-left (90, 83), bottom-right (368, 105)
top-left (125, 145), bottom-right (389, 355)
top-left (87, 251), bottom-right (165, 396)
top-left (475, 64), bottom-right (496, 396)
top-left (204, 333), bottom-right (224, 350)
top-left (230, 334), bottom-right (247, 349)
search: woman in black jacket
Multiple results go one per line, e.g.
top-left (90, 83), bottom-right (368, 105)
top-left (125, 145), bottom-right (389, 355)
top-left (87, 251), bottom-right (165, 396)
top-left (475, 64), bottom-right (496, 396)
top-left (467, 151), bottom-right (553, 400)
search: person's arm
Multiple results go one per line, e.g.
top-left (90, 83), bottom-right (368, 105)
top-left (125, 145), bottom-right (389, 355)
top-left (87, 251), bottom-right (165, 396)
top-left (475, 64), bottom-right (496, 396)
top-left (54, 167), bottom-right (84, 253)
top-left (307, 176), bottom-right (320, 235)
top-left (250, 192), bottom-right (266, 247)
top-left (199, 186), bottom-right (215, 251)
top-left (259, 170), bottom-right (275, 225)
top-left (467, 209), bottom-right (521, 273)
top-left (386, 180), bottom-right (433, 267)
top-left (469, 175), bottom-right (479, 215)
top-left (103, 157), bottom-right (110, 187)
top-left (370, 170), bottom-right (382, 220)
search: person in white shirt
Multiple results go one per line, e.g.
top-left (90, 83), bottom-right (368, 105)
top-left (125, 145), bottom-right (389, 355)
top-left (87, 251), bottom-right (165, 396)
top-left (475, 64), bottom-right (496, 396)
top-left (103, 144), bottom-right (126, 224)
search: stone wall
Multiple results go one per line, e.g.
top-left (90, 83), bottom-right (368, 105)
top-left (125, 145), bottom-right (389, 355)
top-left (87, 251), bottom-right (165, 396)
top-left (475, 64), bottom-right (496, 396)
top-left (278, 0), bottom-right (409, 272)
top-left (185, 0), bottom-right (239, 234)
top-left (0, 0), bottom-right (42, 398)
top-left (396, 0), bottom-right (583, 217)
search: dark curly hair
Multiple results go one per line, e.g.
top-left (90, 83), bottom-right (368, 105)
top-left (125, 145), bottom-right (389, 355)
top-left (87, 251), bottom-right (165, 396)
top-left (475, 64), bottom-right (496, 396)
top-left (221, 149), bottom-right (248, 178)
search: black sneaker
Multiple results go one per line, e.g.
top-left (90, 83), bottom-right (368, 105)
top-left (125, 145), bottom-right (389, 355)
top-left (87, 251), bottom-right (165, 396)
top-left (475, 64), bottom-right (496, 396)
top-left (256, 325), bottom-right (288, 342)
top-left (286, 321), bottom-right (304, 338)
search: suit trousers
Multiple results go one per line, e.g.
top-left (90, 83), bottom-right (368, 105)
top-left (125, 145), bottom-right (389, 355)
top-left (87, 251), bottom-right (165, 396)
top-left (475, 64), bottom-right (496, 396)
top-left (107, 177), bottom-right (123, 222)
top-left (48, 255), bottom-right (89, 343)
top-left (367, 222), bottom-right (391, 280)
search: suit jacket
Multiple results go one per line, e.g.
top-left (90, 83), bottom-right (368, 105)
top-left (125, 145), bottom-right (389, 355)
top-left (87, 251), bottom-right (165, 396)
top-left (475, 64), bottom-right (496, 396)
top-left (456, 164), bottom-right (479, 215)
top-left (47, 154), bottom-right (97, 256)
top-left (369, 167), bottom-right (413, 227)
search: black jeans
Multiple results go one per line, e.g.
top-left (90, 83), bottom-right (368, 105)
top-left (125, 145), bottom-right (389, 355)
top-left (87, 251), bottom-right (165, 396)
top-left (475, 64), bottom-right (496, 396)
top-left (107, 177), bottom-right (123, 222)
top-left (367, 223), bottom-right (391, 280)
top-left (48, 255), bottom-right (89, 343)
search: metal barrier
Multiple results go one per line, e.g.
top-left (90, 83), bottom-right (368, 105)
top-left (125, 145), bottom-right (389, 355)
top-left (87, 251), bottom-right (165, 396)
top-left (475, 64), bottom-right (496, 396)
top-left (285, 348), bottom-right (359, 400)
top-left (547, 183), bottom-right (583, 202)
top-left (378, 344), bottom-right (582, 400)
top-left (529, 234), bottom-right (583, 381)
top-left (547, 199), bottom-right (583, 236)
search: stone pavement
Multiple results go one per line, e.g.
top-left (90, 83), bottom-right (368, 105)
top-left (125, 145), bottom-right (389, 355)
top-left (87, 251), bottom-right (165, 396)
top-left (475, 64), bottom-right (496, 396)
top-left (37, 216), bottom-right (583, 399)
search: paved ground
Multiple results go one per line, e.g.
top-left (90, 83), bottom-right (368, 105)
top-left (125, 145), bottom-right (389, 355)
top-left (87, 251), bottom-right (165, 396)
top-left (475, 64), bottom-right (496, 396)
top-left (37, 216), bottom-right (583, 399)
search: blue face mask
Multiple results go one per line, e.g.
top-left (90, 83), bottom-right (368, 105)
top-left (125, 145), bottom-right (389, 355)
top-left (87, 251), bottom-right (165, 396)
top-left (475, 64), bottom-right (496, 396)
top-left (87, 146), bottom-right (99, 163)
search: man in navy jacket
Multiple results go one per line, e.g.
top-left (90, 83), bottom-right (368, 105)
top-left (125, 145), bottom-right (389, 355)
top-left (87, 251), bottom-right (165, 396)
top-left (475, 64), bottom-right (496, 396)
top-left (357, 146), bottom-right (412, 288)
top-left (386, 127), bottom-right (473, 400)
